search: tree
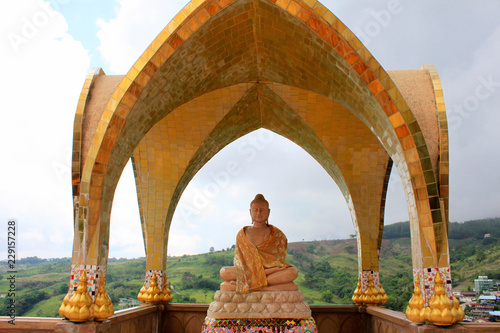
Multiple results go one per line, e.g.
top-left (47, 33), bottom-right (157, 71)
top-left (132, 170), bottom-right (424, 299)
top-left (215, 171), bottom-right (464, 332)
top-left (17, 291), bottom-right (49, 315)
top-left (53, 282), bottom-right (69, 296)
top-left (316, 260), bottom-right (332, 273)
top-left (344, 245), bottom-right (356, 254)
top-left (209, 247), bottom-right (215, 253)
top-left (321, 290), bottom-right (334, 303)
top-left (482, 237), bottom-right (496, 246)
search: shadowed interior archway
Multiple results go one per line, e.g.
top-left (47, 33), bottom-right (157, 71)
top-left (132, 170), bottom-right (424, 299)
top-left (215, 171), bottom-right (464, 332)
top-left (131, 82), bottom-right (391, 275)
top-left (63, 0), bottom-right (454, 326)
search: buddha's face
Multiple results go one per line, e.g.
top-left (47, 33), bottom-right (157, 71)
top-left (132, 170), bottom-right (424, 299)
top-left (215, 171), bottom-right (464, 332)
top-left (250, 202), bottom-right (270, 224)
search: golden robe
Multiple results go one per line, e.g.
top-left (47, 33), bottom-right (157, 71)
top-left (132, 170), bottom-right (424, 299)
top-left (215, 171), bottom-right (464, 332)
top-left (234, 225), bottom-right (293, 294)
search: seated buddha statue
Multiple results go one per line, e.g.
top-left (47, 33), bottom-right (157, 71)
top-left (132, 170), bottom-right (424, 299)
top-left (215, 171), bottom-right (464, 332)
top-left (220, 194), bottom-right (299, 293)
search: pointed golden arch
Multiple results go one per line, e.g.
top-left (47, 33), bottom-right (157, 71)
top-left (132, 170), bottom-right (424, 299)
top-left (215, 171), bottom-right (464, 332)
top-left (75, 0), bottom-right (443, 270)
top-left (130, 82), bottom-right (377, 272)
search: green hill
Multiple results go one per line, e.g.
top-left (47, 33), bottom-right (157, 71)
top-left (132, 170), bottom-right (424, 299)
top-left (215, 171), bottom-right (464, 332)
top-left (0, 217), bottom-right (498, 317)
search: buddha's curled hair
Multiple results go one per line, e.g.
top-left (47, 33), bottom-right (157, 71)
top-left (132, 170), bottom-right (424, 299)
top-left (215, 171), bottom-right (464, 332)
top-left (251, 194), bottom-right (269, 207)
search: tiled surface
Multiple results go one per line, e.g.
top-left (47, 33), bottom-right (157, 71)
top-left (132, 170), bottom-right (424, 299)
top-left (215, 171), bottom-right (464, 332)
top-left (133, 82), bottom-right (390, 274)
top-left (71, 68), bottom-right (104, 265)
top-left (202, 318), bottom-right (317, 332)
top-left (70, 0), bottom-right (451, 305)
top-left (145, 269), bottom-right (165, 289)
top-left (423, 64), bottom-right (450, 266)
top-left (266, 83), bottom-right (390, 272)
top-left (413, 267), bottom-right (453, 307)
top-left (360, 270), bottom-right (381, 291)
top-left (68, 264), bottom-right (103, 301)
top-left (73, 69), bottom-right (103, 194)
top-left (133, 83), bottom-right (252, 271)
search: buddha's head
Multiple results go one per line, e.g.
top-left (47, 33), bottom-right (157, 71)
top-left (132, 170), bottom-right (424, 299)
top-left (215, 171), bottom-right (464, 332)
top-left (250, 194), bottom-right (270, 225)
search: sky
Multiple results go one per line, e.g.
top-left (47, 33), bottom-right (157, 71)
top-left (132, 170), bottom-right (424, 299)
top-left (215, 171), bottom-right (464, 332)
top-left (0, 0), bottom-right (499, 260)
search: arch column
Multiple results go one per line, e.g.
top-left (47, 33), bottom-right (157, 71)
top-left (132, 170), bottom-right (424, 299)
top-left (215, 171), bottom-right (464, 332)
top-left (403, 65), bottom-right (462, 325)
top-left (60, 67), bottom-right (116, 322)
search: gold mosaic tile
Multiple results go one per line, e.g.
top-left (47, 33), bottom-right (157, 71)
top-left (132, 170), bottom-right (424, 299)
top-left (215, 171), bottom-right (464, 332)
top-left (71, 0), bottom-right (449, 281)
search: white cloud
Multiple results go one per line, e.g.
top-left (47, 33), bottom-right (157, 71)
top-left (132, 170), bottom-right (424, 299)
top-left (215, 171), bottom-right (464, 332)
top-left (224, 209), bottom-right (249, 227)
top-left (384, 169), bottom-right (410, 223)
top-left (96, 0), bottom-right (189, 74)
top-left (109, 161), bottom-right (145, 259)
top-left (443, 25), bottom-right (500, 221)
top-left (167, 229), bottom-right (202, 257)
top-left (0, 0), bottom-right (90, 259)
top-left (162, 130), bottom-right (355, 249)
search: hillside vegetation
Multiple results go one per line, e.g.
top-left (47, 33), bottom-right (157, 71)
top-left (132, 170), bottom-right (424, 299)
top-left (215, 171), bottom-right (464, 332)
top-left (0, 217), bottom-right (498, 317)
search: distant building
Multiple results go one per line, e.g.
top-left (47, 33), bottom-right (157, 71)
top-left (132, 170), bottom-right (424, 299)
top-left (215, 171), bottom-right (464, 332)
top-left (461, 291), bottom-right (477, 303)
top-left (463, 315), bottom-right (474, 322)
top-left (471, 303), bottom-right (495, 316)
top-left (479, 295), bottom-right (497, 303)
top-left (484, 233), bottom-right (491, 238)
top-left (475, 276), bottom-right (495, 293)
top-left (118, 297), bottom-right (140, 308)
top-left (489, 311), bottom-right (500, 322)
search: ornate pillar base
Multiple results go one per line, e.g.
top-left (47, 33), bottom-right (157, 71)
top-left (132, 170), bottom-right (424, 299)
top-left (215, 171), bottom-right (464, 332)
top-left (352, 271), bottom-right (388, 306)
top-left (59, 271), bottom-right (114, 323)
top-left (407, 268), bottom-right (464, 326)
top-left (55, 320), bottom-right (111, 333)
top-left (414, 267), bottom-right (452, 303)
top-left (68, 264), bottom-right (104, 299)
top-left (137, 271), bottom-right (172, 304)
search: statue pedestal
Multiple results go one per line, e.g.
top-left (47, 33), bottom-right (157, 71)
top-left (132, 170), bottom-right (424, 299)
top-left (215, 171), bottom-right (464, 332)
top-left (202, 317), bottom-right (317, 332)
top-left (203, 290), bottom-right (317, 333)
